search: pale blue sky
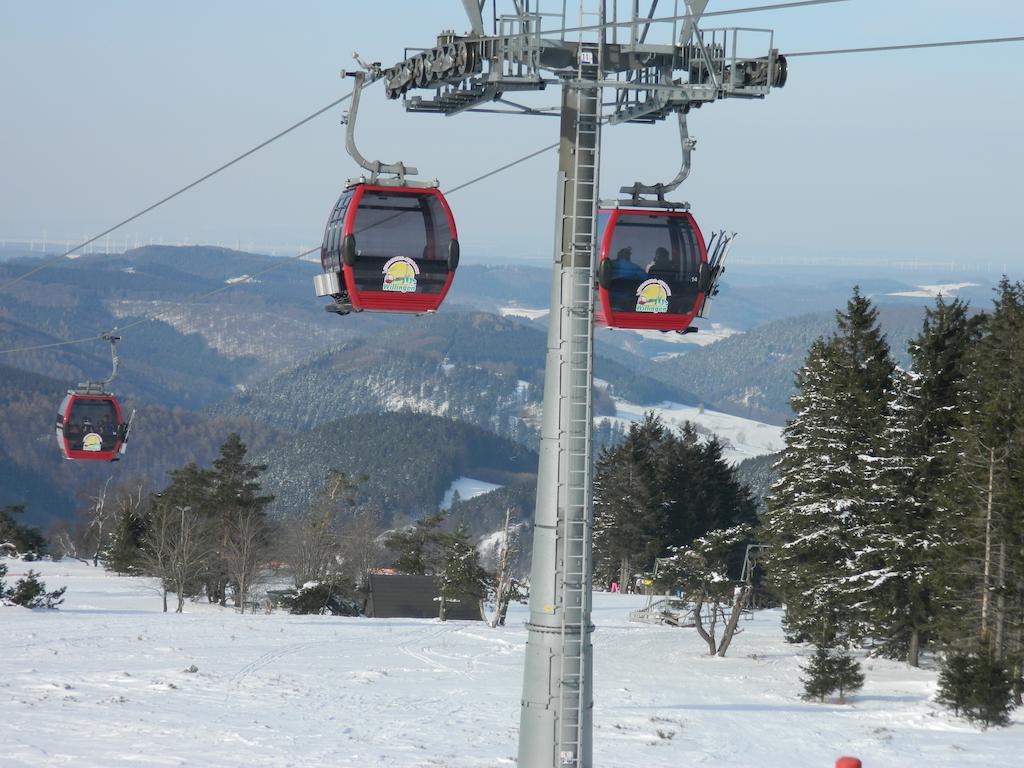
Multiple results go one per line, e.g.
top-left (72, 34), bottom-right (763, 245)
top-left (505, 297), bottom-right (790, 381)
top-left (1, 1), bottom-right (1022, 270)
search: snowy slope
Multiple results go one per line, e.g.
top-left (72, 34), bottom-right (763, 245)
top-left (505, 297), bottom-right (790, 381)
top-left (606, 397), bottom-right (784, 463)
top-left (4, 560), bottom-right (1022, 767)
top-left (440, 476), bottom-right (504, 510)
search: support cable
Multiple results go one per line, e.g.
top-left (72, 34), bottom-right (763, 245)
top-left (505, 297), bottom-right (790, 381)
top-left (0, 90), bottom-right (366, 293)
top-left (0, 142), bottom-right (559, 357)
top-left (786, 35), bottom-right (1024, 57)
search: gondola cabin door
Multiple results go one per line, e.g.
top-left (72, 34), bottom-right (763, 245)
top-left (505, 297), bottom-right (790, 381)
top-left (594, 207), bottom-right (708, 332)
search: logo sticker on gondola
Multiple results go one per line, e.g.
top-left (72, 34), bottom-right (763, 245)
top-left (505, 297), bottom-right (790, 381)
top-left (382, 256), bottom-right (419, 293)
top-left (635, 279), bottom-right (671, 313)
top-left (82, 432), bottom-right (103, 452)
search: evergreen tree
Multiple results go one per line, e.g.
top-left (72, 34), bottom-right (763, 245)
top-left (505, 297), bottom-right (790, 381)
top-left (763, 289), bottom-right (895, 646)
top-left (593, 414), bottom-right (755, 589)
top-left (866, 297), bottom-right (979, 665)
top-left (592, 413), bottom-right (667, 587)
top-left (0, 505), bottom-right (46, 556)
top-left (385, 511), bottom-right (449, 575)
top-left (204, 434), bottom-right (273, 606)
top-left (800, 643), bottom-right (863, 703)
top-left (832, 650), bottom-right (865, 702)
top-left (938, 643), bottom-right (1015, 727)
top-left (800, 644), bottom-right (835, 702)
top-left (932, 280), bottom-right (1024, 683)
top-left (437, 524), bottom-right (489, 621)
top-left (104, 483), bottom-right (151, 575)
top-left (937, 650), bottom-right (976, 717)
top-left (8, 570), bottom-right (66, 609)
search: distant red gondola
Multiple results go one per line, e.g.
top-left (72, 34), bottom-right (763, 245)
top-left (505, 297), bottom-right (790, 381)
top-left (55, 333), bottom-right (134, 462)
top-left (595, 205), bottom-right (709, 332)
top-left (314, 182), bottom-right (459, 315)
top-left (55, 391), bottom-right (127, 462)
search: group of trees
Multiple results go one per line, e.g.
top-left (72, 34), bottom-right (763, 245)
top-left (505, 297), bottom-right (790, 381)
top-left (592, 413), bottom-right (757, 591)
top-left (383, 508), bottom-right (525, 624)
top-left (591, 412), bottom-right (758, 656)
top-left (763, 282), bottom-right (1024, 725)
top-left (60, 433), bottom-right (274, 613)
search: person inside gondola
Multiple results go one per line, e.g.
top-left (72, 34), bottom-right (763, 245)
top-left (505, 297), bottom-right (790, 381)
top-left (609, 247), bottom-right (647, 311)
top-left (647, 247), bottom-right (677, 278)
top-left (610, 246), bottom-right (646, 280)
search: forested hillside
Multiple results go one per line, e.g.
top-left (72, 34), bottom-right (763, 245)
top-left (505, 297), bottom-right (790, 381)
top-left (254, 411), bottom-right (537, 521)
top-left (211, 311), bottom-right (697, 446)
top-left (650, 305), bottom-right (928, 424)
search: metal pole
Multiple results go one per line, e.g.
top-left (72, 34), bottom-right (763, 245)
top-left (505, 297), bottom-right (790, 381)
top-left (518, 68), bottom-right (600, 768)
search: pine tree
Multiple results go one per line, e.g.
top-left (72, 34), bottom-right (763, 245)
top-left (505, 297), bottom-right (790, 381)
top-left (763, 339), bottom-right (857, 643)
top-left (385, 511), bottom-right (449, 575)
top-left (800, 643), bottom-right (863, 703)
top-left (592, 413), bottom-right (667, 587)
top-left (938, 643), bottom-right (1015, 727)
top-left (937, 651), bottom-right (976, 717)
top-left (866, 297), bottom-right (978, 665)
top-left (763, 289), bottom-right (895, 646)
top-left (969, 646), bottom-right (1015, 727)
top-left (205, 434), bottom-right (273, 606)
top-left (437, 525), bottom-right (489, 621)
top-left (801, 644), bottom-right (836, 703)
top-left (8, 570), bottom-right (66, 609)
top-left (832, 649), bottom-right (865, 702)
top-left (934, 281), bottom-right (1024, 677)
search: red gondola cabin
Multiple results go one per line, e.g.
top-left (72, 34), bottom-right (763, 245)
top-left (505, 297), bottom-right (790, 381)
top-left (55, 392), bottom-right (126, 462)
top-left (595, 206), bottom-right (708, 332)
top-left (314, 183), bottom-right (459, 315)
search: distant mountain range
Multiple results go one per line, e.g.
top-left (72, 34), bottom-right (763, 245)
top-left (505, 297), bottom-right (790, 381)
top-left (254, 411), bottom-right (537, 522)
top-left (650, 304), bottom-right (935, 425)
top-left (210, 311), bottom-right (698, 447)
top-left (1, 245), bottom-right (1000, 528)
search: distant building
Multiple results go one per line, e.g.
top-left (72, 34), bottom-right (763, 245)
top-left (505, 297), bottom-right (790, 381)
top-left (363, 574), bottom-right (482, 621)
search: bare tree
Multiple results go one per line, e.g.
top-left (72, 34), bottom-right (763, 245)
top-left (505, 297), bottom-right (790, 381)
top-left (286, 469), bottom-right (368, 588)
top-left (82, 477), bottom-right (114, 566)
top-left (146, 505), bottom-right (212, 613)
top-left (658, 525), bottom-right (753, 657)
top-left (225, 510), bottom-right (264, 613)
top-left (287, 505), bottom-right (340, 588)
top-left (142, 502), bottom-right (175, 612)
top-left (485, 508), bottom-right (521, 627)
top-left (338, 508), bottom-right (385, 589)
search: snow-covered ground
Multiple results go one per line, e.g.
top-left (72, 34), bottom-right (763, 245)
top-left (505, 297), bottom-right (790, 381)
top-left (887, 282), bottom-right (977, 298)
top-left (499, 306), bottom-right (549, 321)
top-left (607, 398), bottom-right (784, 463)
top-left (3, 560), bottom-right (1021, 767)
top-left (613, 323), bottom-right (740, 347)
top-left (440, 476), bottom-right (504, 510)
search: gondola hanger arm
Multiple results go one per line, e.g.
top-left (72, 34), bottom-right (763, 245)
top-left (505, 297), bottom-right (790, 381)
top-left (342, 57), bottom-right (418, 184)
top-left (74, 331), bottom-right (120, 394)
top-left (619, 110), bottom-right (695, 203)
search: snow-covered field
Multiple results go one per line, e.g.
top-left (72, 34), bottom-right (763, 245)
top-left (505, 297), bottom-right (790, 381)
top-left (607, 398), bottom-right (784, 463)
top-left (4, 561), bottom-right (1019, 767)
top-left (440, 476), bottom-right (504, 510)
top-left (887, 282), bottom-right (977, 298)
top-left (499, 306), bottom-right (549, 321)
top-left (613, 323), bottom-right (740, 347)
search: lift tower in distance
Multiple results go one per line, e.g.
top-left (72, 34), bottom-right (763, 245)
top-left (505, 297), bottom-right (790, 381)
top-left (372, 2), bottom-right (787, 765)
